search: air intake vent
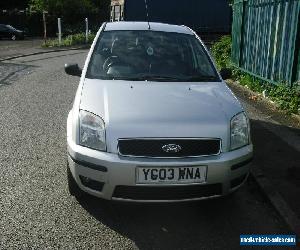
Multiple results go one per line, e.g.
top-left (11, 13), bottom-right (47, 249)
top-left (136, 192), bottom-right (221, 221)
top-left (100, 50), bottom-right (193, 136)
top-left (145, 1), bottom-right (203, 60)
top-left (113, 184), bottom-right (222, 200)
top-left (118, 138), bottom-right (221, 158)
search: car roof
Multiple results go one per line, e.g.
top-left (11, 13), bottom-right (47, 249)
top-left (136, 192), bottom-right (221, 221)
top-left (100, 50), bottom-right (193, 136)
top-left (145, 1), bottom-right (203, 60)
top-left (104, 21), bottom-right (194, 35)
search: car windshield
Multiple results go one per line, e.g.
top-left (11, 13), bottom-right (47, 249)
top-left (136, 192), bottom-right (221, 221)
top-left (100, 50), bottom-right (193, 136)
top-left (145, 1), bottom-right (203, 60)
top-left (87, 30), bottom-right (220, 82)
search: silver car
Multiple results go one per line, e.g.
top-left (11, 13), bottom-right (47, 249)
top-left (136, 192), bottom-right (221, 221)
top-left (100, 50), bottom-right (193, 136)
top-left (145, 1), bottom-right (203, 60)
top-left (65, 21), bottom-right (253, 202)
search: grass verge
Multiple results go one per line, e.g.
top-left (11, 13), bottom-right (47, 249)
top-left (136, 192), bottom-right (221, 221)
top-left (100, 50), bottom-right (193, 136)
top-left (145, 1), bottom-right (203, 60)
top-left (42, 33), bottom-right (95, 48)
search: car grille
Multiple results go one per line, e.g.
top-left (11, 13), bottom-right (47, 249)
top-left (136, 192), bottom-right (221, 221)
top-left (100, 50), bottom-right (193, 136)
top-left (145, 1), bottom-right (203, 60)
top-left (112, 184), bottom-right (222, 200)
top-left (118, 138), bottom-right (221, 158)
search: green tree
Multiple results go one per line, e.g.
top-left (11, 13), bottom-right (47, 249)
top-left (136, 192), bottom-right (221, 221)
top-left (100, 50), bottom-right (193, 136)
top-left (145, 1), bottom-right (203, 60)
top-left (31, 0), bottom-right (109, 20)
top-left (30, 0), bottom-right (95, 15)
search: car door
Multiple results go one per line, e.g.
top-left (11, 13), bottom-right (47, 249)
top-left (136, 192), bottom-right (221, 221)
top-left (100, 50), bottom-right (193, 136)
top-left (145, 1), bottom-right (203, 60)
top-left (0, 25), bottom-right (6, 38)
top-left (0, 25), bottom-right (10, 39)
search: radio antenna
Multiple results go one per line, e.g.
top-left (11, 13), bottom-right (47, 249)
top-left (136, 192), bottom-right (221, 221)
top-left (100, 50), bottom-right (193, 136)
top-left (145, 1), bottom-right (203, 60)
top-left (144, 0), bottom-right (150, 29)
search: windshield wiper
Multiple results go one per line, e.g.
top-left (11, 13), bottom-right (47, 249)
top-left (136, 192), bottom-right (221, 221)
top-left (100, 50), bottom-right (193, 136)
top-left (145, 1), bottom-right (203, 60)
top-left (134, 74), bottom-right (220, 82)
top-left (100, 75), bottom-right (185, 81)
top-left (98, 75), bottom-right (140, 80)
top-left (132, 75), bottom-right (187, 81)
top-left (97, 75), bottom-right (220, 82)
top-left (183, 75), bottom-right (220, 82)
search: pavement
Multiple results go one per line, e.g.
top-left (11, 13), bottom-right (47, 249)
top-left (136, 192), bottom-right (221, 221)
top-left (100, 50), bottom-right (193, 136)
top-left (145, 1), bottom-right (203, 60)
top-left (228, 81), bottom-right (300, 236)
top-left (0, 44), bottom-right (299, 248)
top-left (0, 38), bottom-right (89, 61)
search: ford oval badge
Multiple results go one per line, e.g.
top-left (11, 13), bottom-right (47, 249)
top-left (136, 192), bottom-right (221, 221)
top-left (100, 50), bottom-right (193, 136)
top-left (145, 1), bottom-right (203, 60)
top-left (162, 144), bottom-right (182, 153)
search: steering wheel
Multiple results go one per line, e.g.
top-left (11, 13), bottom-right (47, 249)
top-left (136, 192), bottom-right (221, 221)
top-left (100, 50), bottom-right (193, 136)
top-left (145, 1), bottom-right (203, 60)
top-left (103, 56), bottom-right (121, 73)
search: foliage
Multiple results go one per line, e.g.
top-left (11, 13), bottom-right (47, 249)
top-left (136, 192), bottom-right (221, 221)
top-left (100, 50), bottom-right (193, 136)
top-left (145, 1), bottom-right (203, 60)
top-left (42, 32), bottom-right (95, 47)
top-left (237, 73), bottom-right (300, 114)
top-left (263, 85), bottom-right (300, 114)
top-left (30, 0), bottom-right (110, 23)
top-left (29, 0), bottom-right (110, 37)
top-left (31, 0), bottom-right (98, 14)
top-left (212, 36), bottom-right (300, 115)
top-left (211, 35), bottom-right (232, 70)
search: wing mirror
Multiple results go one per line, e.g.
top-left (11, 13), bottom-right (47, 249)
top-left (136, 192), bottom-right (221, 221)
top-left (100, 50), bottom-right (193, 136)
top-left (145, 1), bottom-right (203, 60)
top-left (64, 63), bottom-right (82, 77)
top-left (219, 68), bottom-right (232, 80)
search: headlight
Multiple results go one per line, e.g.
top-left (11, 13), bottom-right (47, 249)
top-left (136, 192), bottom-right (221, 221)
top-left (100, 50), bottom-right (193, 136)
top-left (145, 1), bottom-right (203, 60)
top-left (79, 110), bottom-right (106, 151)
top-left (230, 112), bottom-right (249, 150)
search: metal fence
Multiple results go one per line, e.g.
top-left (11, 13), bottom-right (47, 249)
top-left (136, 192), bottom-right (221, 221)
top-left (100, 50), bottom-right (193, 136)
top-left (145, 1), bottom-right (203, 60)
top-left (232, 0), bottom-right (300, 86)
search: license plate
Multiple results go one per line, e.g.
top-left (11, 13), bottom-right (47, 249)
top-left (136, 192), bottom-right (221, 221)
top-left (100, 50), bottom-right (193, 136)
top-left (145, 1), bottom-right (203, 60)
top-left (136, 166), bottom-right (207, 184)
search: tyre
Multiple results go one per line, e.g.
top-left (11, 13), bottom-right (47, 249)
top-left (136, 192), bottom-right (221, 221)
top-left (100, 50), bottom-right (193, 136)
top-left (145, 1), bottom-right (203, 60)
top-left (67, 164), bottom-right (85, 198)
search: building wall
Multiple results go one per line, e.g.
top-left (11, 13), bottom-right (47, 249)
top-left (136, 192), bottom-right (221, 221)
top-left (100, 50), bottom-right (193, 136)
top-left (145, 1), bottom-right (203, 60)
top-left (110, 0), bottom-right (125, 21)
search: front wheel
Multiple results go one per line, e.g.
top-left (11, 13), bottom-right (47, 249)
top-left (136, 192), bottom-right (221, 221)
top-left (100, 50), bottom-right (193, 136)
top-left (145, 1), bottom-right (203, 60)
top-left (67, 164), bottom-right (85, 198)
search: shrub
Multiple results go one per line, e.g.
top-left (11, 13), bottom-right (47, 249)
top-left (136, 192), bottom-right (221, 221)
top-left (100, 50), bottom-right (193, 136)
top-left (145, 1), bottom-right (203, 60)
top-left (266, 85), bottom-right (300, 114)
top-left (236, 74), bottom-right (300, 114)
top-left (211, 35), bottom-right (232, 70)
top-left (42, 32), bottom-right (95, 47)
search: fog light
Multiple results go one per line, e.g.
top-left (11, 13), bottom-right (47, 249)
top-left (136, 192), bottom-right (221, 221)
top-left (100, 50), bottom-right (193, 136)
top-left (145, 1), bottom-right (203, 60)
top-left (230, 174), bottom-right (247, 188)
top-left (79, 175), bottom-right (104, 192)
top-left (80, 176), bottom-right (90, 184)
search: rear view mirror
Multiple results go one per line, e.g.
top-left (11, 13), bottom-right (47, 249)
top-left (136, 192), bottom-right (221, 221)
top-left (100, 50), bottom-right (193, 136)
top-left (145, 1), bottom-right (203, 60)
top-left (65, 63), bottom-right (82, 77)
top-left (219, 68), bottom-right (232, 80)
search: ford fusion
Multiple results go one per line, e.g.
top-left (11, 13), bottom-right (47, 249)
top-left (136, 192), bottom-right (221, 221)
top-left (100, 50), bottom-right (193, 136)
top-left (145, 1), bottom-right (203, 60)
top-left (65, 22), bottom-right (253, 201)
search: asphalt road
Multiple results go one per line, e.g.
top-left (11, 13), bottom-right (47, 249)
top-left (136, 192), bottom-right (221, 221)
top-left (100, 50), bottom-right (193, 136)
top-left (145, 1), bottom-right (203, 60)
top-left (0, 39), bottom-right (44, 60)
top-left (0, 50), bottom-right (290, 249)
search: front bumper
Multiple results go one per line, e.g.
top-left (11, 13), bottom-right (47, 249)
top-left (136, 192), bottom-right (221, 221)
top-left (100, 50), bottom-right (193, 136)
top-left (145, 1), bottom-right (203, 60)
top-left (67, 137), bottom-right (253, 202)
